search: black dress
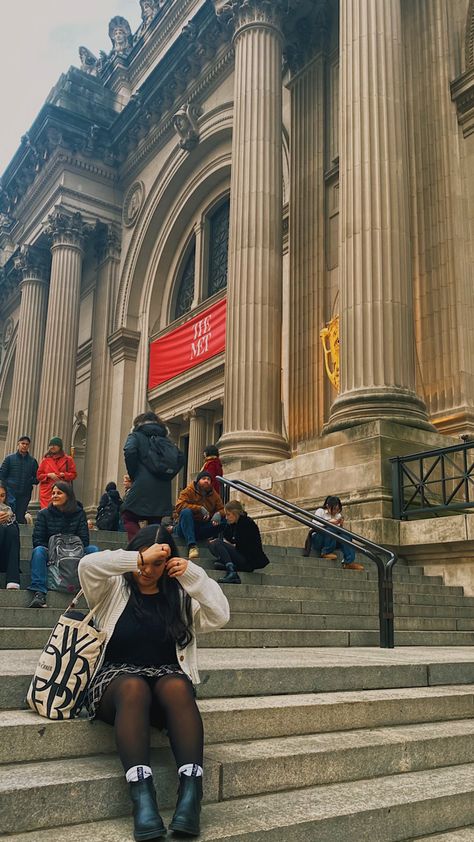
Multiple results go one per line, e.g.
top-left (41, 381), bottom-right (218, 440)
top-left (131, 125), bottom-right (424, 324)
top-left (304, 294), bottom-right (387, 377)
top-left (85, 591), bottom-right (189, 719)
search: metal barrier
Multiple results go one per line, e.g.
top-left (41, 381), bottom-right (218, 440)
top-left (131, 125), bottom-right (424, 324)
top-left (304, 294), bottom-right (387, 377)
top-left (390, 440), bottom-right (474, 520)
top-left (218, 476), bottom-right (398, 649)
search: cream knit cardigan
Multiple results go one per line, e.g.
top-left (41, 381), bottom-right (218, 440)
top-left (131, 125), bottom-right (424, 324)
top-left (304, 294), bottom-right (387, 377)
top-left (78, 550), bottom-right (230, 685)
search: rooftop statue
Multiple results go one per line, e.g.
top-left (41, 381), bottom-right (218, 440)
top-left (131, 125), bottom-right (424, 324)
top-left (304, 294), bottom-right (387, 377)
top-left (108, 16), bottom-right (133, 57)
top-left (140, 0), bottom-right (159, 27)
top-left (79, 46), bottom-right (100, 76)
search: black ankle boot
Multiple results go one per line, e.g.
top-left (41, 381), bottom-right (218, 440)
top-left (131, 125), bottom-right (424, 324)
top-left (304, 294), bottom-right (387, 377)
top-left (129, 777), bottom-right (167, 841)
top-left (218, 569), bottom-right (241, 584)
top-left (170, 774), bottom-right (203, 836)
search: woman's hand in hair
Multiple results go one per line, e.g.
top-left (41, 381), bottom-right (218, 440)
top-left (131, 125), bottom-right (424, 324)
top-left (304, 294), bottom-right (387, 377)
top-left (139, 543), bottom-right (171, 569)
top-left (166, 556), bottom-right (189, 578)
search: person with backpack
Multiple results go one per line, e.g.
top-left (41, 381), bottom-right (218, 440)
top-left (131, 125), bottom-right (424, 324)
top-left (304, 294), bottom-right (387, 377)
top-left (122, 412), bottom-right (184, 541)
top-left (96, 482), bottom-right (123, 531)
top-left (27, 481), bottom-right (99, 608)
top-left (37, 437), bottom-right (77, 510)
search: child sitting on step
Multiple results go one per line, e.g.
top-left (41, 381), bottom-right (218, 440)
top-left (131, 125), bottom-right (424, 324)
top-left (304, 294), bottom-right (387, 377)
top-left (303, 495), bottom-right (364, 571)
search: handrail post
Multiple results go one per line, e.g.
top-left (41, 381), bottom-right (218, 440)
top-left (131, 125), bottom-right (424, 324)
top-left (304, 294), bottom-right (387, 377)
top-left (391, 457), bottom-right (403, 520)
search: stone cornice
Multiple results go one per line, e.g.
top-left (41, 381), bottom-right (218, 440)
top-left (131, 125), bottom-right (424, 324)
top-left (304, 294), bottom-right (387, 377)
top-left (451, 67), bottom-right (474, 137)
top-left (76, 338), bottom-right (93, 369)
top-left (129, 0), bottom-right (198, 87)
top-left (108, 327), bottom-right (141, 363)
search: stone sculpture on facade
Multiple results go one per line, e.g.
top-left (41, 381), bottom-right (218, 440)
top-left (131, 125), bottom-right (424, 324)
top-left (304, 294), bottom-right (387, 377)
top-left (173, 103), bottom-right (202, 151)
top-left (109, 16), bottom-right (133, 57)
top-left (78, 46), bottom-right (100, 76)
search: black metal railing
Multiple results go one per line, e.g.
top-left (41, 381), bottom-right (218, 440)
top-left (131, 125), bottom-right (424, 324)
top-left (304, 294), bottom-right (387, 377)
top-left (390, 440), bottom-right (474, 520)
top-left (218, 476), bottom-right (398, 649)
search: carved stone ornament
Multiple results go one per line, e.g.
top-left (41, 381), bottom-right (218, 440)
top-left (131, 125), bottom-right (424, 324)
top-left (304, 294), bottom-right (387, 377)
top-left (139, 0), bottom-right (160, 29)
top-left (173, 103), bottom-right (203, 151)
top-left (94, 221), bottom-right (122, 262)
top-left (45, 210), bottom-right (90, 250)
top-left (3, 318), bottom-right (15, 349)
top-left (123, 181), bottom-right (145, 227)
top-left (213, 0), bottom-right (286, 33)
top-left (13, 245), bottom-right (49, 283)
top-left (78, 46), bottom-right (100, 76)
top-left (108, 16), bottom-right (133, 57)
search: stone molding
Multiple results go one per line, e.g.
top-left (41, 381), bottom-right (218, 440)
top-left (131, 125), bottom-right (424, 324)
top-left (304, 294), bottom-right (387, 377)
top-left (108, 327), bottom-right (141, 364)
top-left (13, 245), bottom-right (50, 284)
top-left (94, 222), bottom-right (122, 263)
top-left (466, 0), bottom-right (474, 70)
top-left (76, 338), bottom-right (93, 369)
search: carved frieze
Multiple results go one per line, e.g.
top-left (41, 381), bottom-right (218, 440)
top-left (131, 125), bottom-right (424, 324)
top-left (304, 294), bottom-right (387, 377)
top-left (122, 181), bottom-right (145, 227)
top-left (173, 103), bottom-right (203, 151)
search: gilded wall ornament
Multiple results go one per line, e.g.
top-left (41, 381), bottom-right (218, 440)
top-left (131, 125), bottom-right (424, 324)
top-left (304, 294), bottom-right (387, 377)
top-left (320, 315), bottom-right (340, 393)
top-left (123, 181), bottom-right (145, 227)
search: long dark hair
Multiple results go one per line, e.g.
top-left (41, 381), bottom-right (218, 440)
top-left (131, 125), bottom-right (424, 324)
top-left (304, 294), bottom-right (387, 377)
top-left (52, 481), bottom-right (78, 514)
top-left (124, 525), bottom-right (193, 648)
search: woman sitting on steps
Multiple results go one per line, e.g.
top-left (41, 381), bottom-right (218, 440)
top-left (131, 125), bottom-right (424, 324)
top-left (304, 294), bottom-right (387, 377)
top-left (79, 524), bottom-right (230, 840)
top-left (303, 495), bottom-right (364, 571)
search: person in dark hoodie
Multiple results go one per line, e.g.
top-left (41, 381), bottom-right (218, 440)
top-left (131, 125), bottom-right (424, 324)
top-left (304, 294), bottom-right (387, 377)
top-left (208, 500), bottom-right (270, 584)
top-left (122, 412), bottom-right (184, 541)
top-left (174, 471), bottom-right (225, 559)
top-left (27, 481), bottom-right (99, 608)
top-left (96, 482), bottom-right (123, 531)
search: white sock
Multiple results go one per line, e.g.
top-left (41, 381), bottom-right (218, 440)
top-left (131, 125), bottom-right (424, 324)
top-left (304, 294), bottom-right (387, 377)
top-left (125, 765), bottom-right (153, 783)
top-left (178, 763), bottom-right (203, 777)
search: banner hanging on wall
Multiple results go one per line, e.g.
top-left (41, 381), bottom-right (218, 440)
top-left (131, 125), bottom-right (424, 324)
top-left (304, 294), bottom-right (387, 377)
top-left (148, 297), bottom-right (227, 390)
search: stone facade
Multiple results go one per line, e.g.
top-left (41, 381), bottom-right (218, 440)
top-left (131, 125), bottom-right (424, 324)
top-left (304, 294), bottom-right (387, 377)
top-left (0, 0), bottom-right (473, 531)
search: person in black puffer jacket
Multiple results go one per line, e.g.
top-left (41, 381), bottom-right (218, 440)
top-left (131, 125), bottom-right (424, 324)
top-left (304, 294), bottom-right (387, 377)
top-left (208, 500), bottom-right (270, 585)
top-left (27, 481), bottom-right (99, 608)
top-left (96, 482), bottom-right (123, 531)
top-left (122, 412), bottom-right (184, 541)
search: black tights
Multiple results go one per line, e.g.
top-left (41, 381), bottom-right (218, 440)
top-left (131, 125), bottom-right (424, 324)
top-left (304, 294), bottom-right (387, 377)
top-left (96, 674), bottom-right (204, 772)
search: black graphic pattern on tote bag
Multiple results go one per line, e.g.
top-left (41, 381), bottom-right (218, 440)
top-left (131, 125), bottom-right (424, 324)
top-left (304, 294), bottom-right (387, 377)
top-left (30, 620), bottom-right (102, 719)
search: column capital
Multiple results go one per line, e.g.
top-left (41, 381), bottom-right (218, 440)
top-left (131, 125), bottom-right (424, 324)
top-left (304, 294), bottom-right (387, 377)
top-left (94, 221), bottom-right (122, 264)
top-left (14, 245), bottom-right (50, 285)
top-left (45, 210), bottom-right (90, 252)
top-left (214, 0), bottom-right (286, 38)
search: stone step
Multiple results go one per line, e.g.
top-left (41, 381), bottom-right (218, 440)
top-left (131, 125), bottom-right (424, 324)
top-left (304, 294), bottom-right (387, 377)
top-left (2, 762), bottom-right (474, 840)
top-left (2, 647), bottom-right (474, 709)
top-left (5, 625), bottom-right (474, 651)
top-left (2, 718), bottom-right (474, 834)
top-left (2, 684), bottom-right (473, 765)
top-left (412, 830), bottom-right (474, 840)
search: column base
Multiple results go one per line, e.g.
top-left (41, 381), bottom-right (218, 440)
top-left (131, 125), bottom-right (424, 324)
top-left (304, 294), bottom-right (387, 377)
top-left (430, 407), bottom-right (474, 439)
top-left (219, 430), bottom-right (290, 471)
top-left (324, 388), bottom-right (434, 434)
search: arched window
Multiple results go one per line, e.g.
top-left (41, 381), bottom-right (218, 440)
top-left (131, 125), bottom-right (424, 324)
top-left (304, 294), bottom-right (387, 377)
top-left (207, 198), bottom-right (230, 297)
top-left (174, 243), bottom-right (195, 320)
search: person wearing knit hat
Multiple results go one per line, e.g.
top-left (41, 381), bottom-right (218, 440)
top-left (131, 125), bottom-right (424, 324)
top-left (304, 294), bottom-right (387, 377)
top-left (36, 438), bottom-right (77, 509)
top-left (174, 471), bottom-right (225, 559)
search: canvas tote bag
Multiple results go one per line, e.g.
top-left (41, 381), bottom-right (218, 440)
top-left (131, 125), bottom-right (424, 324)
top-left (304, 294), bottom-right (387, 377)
top-left (27, 589), bottom-right (107, 720)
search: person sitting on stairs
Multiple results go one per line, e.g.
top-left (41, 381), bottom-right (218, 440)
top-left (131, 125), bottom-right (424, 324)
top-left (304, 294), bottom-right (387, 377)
top-left (79, 525), bottom-right (230, 840)
top-left (174, 471), bottom-right (225, 560)
top-left (209, 500), bottom-right (270, 584)
top-left (303, 495), bottom-right (364, 571)
top-left (0, 481), bottom-right (21, 590)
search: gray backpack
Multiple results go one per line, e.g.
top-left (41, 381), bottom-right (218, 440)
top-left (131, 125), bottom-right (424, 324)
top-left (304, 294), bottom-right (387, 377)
top-left (47, 534), bottom-right (84, 593)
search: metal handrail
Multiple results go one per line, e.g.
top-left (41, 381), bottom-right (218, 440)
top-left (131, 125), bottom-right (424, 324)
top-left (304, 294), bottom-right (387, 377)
top-left (390, 440), bottom-right (474, 520)
top-left (218, 476), bottom-right (398, 649)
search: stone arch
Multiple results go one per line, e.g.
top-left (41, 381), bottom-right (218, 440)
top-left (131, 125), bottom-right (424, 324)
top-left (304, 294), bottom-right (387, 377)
top-left (466, 0), bottom-right (474, 70)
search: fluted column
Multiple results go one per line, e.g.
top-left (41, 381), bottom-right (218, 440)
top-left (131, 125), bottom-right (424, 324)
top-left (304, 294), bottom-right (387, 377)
top-left (36, 212), bottom-right (89, 455)
top-left (404, 0), bottom-right (474, 435)
top-left (187, 409), bottom-right (211, 480)
top-left (215, 0), bottom-right (289, 468)
top-left (5, 247), bottom-right (50, 451)
top-left (288, 47), bottom-right (326, 446)
top-left (82, 225), bottom-right (121, 507)
top-left (327, 0), bottom-right (429, 431)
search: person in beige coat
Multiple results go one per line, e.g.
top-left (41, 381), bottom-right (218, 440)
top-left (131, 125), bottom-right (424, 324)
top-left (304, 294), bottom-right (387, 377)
top-left (78, 524), bottom-right (229, 841)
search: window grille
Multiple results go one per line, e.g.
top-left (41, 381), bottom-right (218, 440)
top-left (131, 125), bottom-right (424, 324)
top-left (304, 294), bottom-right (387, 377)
top-left (174, 244), bottom-right (195, 319)
top-left (208, 200), bottom-right (229, 296)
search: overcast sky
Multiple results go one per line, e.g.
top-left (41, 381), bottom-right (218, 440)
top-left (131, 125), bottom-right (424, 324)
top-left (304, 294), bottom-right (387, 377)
top-left (0, 0), bottom-right (143, 175)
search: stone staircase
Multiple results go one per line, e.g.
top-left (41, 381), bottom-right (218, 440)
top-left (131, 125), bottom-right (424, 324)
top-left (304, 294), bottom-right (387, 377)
top-left (1, 527), bottom-right (474, 839)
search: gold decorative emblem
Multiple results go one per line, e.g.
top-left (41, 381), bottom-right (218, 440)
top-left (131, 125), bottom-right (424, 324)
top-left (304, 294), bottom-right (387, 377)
top-left (320, 315), bottom-right (340, 392)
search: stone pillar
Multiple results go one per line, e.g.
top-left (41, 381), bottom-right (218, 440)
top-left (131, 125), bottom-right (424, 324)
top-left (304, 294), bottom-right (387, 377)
top-left (215, 0), bottom-right (289, 468)
top-left (187, 409), bottom-right (211, 480)
top-left (327, 0), bottom-right (429, 431)
top-left (405, 0), bottom-right (474, 435)
top-left (35, 212), bottom-right (89, 455)
top-left (106, 328), bottom-right (141, 487)
top-left (82, 225), bottom-right (122, 508)
top-left (287, 36), bottom-right (327, 446)
top-left (5, 247), bottom-right (49, 451)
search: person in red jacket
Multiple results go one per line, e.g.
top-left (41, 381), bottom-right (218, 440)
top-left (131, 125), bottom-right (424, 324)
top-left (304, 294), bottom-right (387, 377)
top-left (37, 437), bottom-right (77, 510)
top-left (200, 445), bottom-right (223, 495)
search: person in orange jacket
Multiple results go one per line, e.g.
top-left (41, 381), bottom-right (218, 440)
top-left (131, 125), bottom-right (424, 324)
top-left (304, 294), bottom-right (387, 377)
top-left (36, 437), bottom-right (77, 510)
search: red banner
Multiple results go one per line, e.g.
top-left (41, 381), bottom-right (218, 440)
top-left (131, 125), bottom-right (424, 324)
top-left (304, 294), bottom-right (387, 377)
top-left (148, 298), bottom-right (227, 389)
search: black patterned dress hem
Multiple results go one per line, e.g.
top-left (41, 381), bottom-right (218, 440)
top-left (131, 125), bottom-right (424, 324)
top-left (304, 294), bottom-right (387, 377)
top-left (85, 662), bottom-right (189, 720)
